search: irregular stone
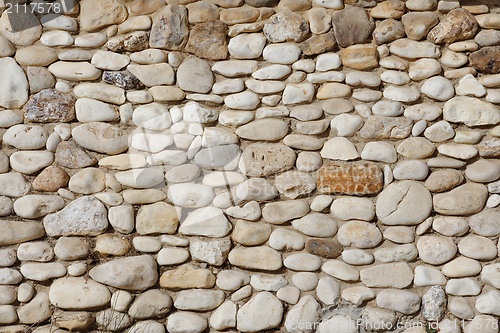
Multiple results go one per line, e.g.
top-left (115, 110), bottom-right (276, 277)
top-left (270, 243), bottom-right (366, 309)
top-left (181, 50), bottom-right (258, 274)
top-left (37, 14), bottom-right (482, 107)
top-left (284, 295), bottom-right (320, 333)
top-left (360, 116), bottom-right (412, 139)
top-left (54, 237), bottom-right (90, 261)
top-left (80, 0), bottom-right (127, 31)
top-left (102, 71), bottom-right (143, 90)
top-left (433, 216), bottom-right (468, 237)
top-left (332, 6), bottom-right (374, 47)
top-left (23, 89), bottom-right (75, 123)
top-left (136, 202), bottom-right (178, 235)
top-left (373, 19), bottom-right (405, 45)
top-left (240, 143), bottom-right (295, 177)
top-left (320, 137), bottom-right (359, 161)
top-left (89, 255), bottom-right (157, 291)
top-left (422, 286), bottom-right (446, 321)
top-left (466, 159), bottom-right (500, 182)
top-left (237, 292), bottom-right (283, 332)
top-left (263, 11), bottom-right (309, 43)
top-left (177, 56), bottom-right (214, 94)
top-left (43, 196), bottom-right (108, 237)
top-left (424, 120), bottom-right (455, 142)
top-left (433, 183), bottom-right (488, 215)
top-left (262, 200), bottom-right (309, 224)
top-left (179, 206), bottom-right (231, 237)
top-left (0, 10), bottom-right (42, 46)
top-left (274, 171), bottom-right (316, 199)
top-left (469, 209), bottom-right (500, 237)
top-left (55, 141), bottom-right (96, 169)
top-left (402, 12), bottom-right (439, 40)
top-left (428, 8), bottom-right (479, 44)
top-left (317, 161), bottom-right (383, 195)
top-left (444, 96), bottom-right (500, 126)
top-left (13, 195), bottom-right (64, 219)
top-left (470, 46), bottom-right (500, 74)
top-left (185, 20), bottom-right (228, 60)
top-left (299, 31), bottom-right (337, 56)
top-left (361, 141), bottom-right (397, 163)
top-left (282, 83), bottom-right (315, 104)
top-left (149, 5), bottom-right (188, 50)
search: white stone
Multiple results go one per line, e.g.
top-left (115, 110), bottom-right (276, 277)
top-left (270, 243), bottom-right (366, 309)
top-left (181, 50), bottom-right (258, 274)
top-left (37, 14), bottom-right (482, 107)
top-left (421, 76), bottom-right (455, 101)
top-left (361, 141), bottom-right (397, 163)
top-left (316, 53), bottom-right (342, 71)
top-left (0, 58), bottom-right (29, 108)
top-left (237, 292), bottom-right (283, 332)
top-left (321, 137), bottom-right (359, 160)
top-left (330, 114), bottom-right (363, 137)
top-left (330, 197), bottom-right (374, 221)
top-left (228, 33), bottom-right (266, 59)
top-left (263, 43), bottom-right (301, 64)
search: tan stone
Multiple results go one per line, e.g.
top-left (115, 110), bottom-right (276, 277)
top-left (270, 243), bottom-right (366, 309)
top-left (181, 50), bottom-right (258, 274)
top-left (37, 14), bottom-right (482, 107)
top-left (428, 8), bottom-right (479, 44)
top-left (470, 46), bottom-right (500, 74)
top-left (80, 0), bottom-right (128, 32)
top-left (299, 31), bottom-right (336, 56)
top-left (128, 0), bottom-right (165, 15)
top-left (370, 0), bottom-right (405, 19)
top-left (160, 265), bottom-right (216, 290)
top-left (185, 20), bottom-right (228, 60)
top-left (220, 8), bottom-right (260, 25)
top-left (339, 44), bottom-right (378, 70)
top-left (317, 161), bottom-right (383, 195)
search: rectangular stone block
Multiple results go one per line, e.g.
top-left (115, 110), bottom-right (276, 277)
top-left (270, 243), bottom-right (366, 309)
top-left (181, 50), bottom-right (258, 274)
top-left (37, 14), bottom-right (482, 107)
top-left (317, 161), bottom-right (383, 195)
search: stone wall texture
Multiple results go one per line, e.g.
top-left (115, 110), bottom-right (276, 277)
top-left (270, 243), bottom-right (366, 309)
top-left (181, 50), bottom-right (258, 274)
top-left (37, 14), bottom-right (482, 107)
top-left (0, 0), bottom-right (500, 332)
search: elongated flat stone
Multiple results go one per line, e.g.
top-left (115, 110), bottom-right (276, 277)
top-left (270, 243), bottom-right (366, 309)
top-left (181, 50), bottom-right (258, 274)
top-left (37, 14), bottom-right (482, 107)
top-left (317, 161), bottom-right (383, 195)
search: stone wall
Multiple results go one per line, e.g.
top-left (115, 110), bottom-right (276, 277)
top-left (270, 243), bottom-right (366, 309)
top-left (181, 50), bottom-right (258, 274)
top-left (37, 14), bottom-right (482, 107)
top-left (0, 0), bottom-right (500, 332)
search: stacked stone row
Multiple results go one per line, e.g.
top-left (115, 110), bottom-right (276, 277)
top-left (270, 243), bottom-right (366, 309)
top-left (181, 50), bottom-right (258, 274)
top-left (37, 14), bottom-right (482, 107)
top-left (1, 0), bottom-right (500, 332)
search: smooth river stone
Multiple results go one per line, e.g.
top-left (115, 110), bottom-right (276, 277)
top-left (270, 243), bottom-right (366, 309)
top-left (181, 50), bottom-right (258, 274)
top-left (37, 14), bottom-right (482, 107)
top-left (114, 168), bottom-right (164, 188)
top-left (49, 277), bottom-right (111, 310)
top-left (360, 262), bottom-right (413, 288)
top-left (376, 181), bottom-right (432, 225)
top-left (317, 161), bottom-right (383, 195)
top-left (3, 124), bottom-right (48, 150)
top-left (72, 122), bottom-right (129, 155)
top-left (433, 183), bottom-right (488, 215)
top-left (239, 143), bottom-right (296, 177)
top-left (167, 183), bottom-right (214, 208)
top-left (235, 119), bottom-right (288, 141)
top-left (179, 206), bottom-right (231, 238)
top-left (0, 221), bottom-right (44, 246)
top-left (228, 246), bottom-right (282, 271)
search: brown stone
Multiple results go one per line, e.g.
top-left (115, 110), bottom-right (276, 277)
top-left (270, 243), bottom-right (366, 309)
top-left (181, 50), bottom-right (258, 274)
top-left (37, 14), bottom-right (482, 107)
top-left (220, 7), bottom-right (260, 25)
top-left (469, 46), bottom-right (500, 74)
top-left (360, 115), bottom-right (412, 140)
top-left (370, 0), bottom-right (405, 19)
top-left (427, 8), bottom-right (479, 44)
top-left (32, 166), bottom-right (70, 192)
top-left (23, 89), bottom-right (76, 123)
top-left (299, 31), bottom-right (336, 56)
top-left (305, 238), bottom-right (343, 259)
top-left (128, 0), bottom-right (165, 15)
top-left (160, 265), bottom-right (216, 290)
top-left (372, 19), bottom-right (405, 45)
top-left (149, 5), bottom-right (189, 50)
top-left (339, 44), bottom-right (378, 70)
top-left (80, 0), bottom-right (128, 32)
top-left (317, 161), bottom-right (384, 195)
top-left (55, 141), bottom-right (97, 169)
top-left (263, 10), bottom-right (309, 43)
top-left (332, 6), bottom-right (375, 48)
top-left (478, 138), bottom-right (500, 157)
top-left (185, 20), bottom-right (228, 60)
